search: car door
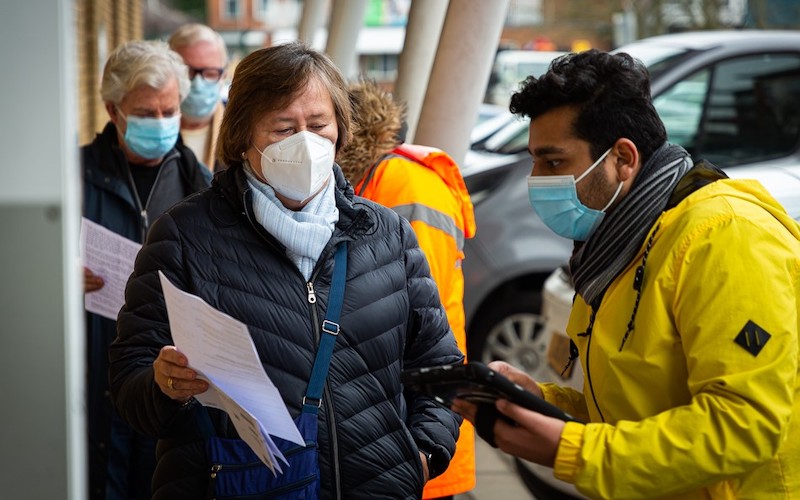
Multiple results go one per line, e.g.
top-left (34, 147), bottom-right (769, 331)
top-left (653, 52), bottom-right (800, 165)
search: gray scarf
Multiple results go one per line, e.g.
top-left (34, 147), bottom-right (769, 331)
top-left (570, 143), bottom-right (692, 306)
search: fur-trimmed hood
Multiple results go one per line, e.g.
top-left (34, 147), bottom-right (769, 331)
top-left (336, 80), bottom-right (405, 185)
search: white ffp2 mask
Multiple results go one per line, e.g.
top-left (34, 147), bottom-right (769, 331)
top-left (255, 131), bottom-right (335, 202)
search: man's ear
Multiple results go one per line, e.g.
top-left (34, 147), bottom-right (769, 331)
top-left (611, 138), bottom-right (639, 182)
top-left (105, 102), bottom-right (119, 124)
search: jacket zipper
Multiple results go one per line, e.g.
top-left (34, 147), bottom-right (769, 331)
top-left (243, 190), bottom-right (343, 499)
top-left (125, 153), bottom-right (174, 241)
top-left (209, 440), bottom-right (312, 476)
top-left (583, 306), bottom-right (605, 422)
top-left (209, 463), bottom-right (317, 496)
top-left (307, 273), bottom-right (343, 500)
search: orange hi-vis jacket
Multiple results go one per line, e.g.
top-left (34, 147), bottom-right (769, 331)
top-left (355, 143), bottom-right (477, 498)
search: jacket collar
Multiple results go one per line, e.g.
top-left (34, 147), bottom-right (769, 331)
top-left (84, 122), bottom-right (206, 204)
top-left (213, 162), bottom-right (374, 240)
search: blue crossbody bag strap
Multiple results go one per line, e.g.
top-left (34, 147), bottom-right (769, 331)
top-left (197, 241), bottom-right (348, 432)
top-left (199, 242), bottom-right (348, 499)
top-left (303, 241), bottom-right (347, 415)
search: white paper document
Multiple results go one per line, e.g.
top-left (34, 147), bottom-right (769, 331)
top-left (80, 217), bottom-right (142, 320)
top-left (158, 271), bottom-right (305, 473)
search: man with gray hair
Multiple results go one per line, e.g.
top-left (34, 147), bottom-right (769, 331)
top-left (81, 39), bottom-right (211, 500)
top-left (169, 23), bottom-right (229, 171)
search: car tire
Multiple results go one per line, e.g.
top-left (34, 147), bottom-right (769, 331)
top-left (467, 289), bottom-right (548, 373)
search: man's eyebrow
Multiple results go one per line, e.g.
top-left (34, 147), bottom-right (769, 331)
top-left (531, 146), bottom-right (567, 156)
top-left (130, 106), bottom-right (155, 114)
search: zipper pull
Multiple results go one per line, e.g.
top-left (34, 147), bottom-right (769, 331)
top-left (141, 209), bottom-right (149, 229)
top-left (306, 282), bottom-right (317, 304)
top-left (210, 464), bottom-right (221, 479)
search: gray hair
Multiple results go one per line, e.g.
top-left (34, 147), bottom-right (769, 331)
top-left (168, 23), bottom-right (228, 65)
top-left (100, 40), bottom-right (191, 105)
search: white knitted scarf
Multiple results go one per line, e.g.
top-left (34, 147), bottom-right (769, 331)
top-left (244, 167), bottom-right (338, 280)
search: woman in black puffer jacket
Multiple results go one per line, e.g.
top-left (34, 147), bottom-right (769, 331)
top-left (109, 42), bottom-right (463, 500)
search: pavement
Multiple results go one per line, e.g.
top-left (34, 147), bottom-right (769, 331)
top-left (454, 436), bottom-right (535, 500)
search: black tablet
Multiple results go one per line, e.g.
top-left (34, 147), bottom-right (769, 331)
top-left (401, 362), bottom-right (580, 423)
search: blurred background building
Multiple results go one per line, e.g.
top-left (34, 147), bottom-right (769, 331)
top-left (74, 0), bottom-right (800, 143)
top-left (73, 0), bottom-right (800, 143)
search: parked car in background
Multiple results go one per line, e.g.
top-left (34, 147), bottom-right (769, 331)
top-left (486, 50), bottom-right (566, 107)
top-left (469, 103), bottom-right (514, 149)
top-left (461, 30), bottom-right (800, 498)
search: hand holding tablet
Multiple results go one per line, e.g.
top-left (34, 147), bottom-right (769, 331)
top-left (402, 362), bottom-right (580, 446)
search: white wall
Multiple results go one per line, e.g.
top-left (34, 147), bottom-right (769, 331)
top-left (0, 0), bottom-right (85, 498)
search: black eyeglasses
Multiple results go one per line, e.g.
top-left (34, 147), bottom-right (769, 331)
top-left (187, 65), bottom-right (225, 82)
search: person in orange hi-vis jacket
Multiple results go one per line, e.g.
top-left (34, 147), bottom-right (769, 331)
top-left (337, 79), bottom-right (477, 499)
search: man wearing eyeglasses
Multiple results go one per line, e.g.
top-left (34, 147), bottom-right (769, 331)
top-left (169, 23), bottom-right (229, 171)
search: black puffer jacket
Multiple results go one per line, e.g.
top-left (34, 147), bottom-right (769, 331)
top-left (109, 163), bottom-right (463, 499)
top-left (83, 122), bottom-right (211, 500)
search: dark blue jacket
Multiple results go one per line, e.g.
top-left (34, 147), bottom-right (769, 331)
top-left (109, 163), bottom-right (463, 499)
top-left (82, 122), bottom-right (211, 500)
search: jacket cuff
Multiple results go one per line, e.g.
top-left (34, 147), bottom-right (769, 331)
top-left (415, 440), bottom-right (452, 480)
top-left (553, 421), bottom-right (584, 484)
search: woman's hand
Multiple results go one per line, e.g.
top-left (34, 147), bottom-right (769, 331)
top-left (419, 451), bottom-right (430, 483)
top-left (83, 267), bottom-right (105, 293)
top-left (153, 346), bottom-right (209, 404)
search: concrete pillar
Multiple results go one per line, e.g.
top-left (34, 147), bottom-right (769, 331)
top-left (298, 0), bottom-right (328, 46)
top-left (325, 0), bottom-right (368, 80)
top-left (414, 0), bottom-right (510, 165)
top-left (394, 0), bottom-right (449, 143)
top-left (0, 0), bottom-right (84, 498)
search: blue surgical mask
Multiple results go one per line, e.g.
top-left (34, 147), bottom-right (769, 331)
top-left (527, 148), bottom-right (622, 241)
top-left (118, 109), bottom-right (181, 160)
top-left (181, 75), bottom-right (221, 118)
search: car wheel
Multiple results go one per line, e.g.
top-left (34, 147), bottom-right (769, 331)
top-left (467, 290), bottom-right (548, 375)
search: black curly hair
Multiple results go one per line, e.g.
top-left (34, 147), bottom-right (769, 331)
top-left (509, 49), bottom-right (667, 163)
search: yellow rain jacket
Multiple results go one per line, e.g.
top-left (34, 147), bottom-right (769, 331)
top-left (541, 179), bottom-right (800, 499)
top-left (355, 143), bottom-right (478, 497)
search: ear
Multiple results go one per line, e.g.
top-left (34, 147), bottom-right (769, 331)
top-left (105, 102), bottom-right (119, 124)
top-left (611, 138), bottom-right (639, 182)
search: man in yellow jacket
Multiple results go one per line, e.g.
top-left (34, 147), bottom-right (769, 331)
top-left (337, 80), bottom-right (477, 499)
top-left (454, 49), bottom-right (800, 499)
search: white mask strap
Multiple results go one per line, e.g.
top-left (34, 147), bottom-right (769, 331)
top-left (601, 181), bottom-right (624, 212)
top-left (575, 147), bottom-right (612, 184)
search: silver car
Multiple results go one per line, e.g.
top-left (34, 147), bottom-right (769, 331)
top-left (462, 30), bottom-right (800, 498)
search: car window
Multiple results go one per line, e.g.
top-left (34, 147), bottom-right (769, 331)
top-left (691, 53), bottom-right (800, 165)
top-left (483, 119), bottom-right (530, 154)
top-left (654, 70), bottom-right (710, 148)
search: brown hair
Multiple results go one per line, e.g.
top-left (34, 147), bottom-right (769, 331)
top-left (217, 42), bottom-right (353, 167)
top-left (336, 79), bottom-right (405, 184)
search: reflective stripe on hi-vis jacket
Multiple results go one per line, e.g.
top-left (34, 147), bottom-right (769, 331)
top-left (355, 143), bottom-right (477, 498)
